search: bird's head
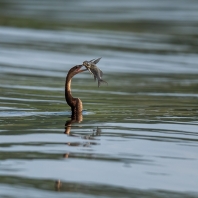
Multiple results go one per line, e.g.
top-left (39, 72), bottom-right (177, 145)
top-left (68, 65), bottom-right (87, 78)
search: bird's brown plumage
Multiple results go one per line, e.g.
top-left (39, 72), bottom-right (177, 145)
top-left (65, 65), bottom-right (86, 119)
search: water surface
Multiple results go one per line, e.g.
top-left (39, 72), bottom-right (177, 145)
top-left (0, 1), bottom-right (198, 197)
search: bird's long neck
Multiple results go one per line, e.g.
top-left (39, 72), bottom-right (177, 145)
top-left (65, 71), bottom-right (83, 117)
top-left (65, 74), bottom-right (75, 107)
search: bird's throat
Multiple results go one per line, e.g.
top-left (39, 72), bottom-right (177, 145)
top-left (65, 77), bottom-right (75, 107)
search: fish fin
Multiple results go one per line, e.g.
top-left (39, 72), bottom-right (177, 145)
top-left (98, 79), bottom-right (108, 88)
top-left (89, 58), bottom-right (95, 62)
top-left (99, 69), bottom-right (103, 77)
top-left (93, 57), bottom-right (102, 64)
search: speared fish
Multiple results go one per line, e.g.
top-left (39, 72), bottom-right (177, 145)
top-left (82, 57), bottom-right (108, 87)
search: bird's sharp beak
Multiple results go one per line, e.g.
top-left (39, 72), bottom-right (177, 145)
top-left (76, 65), bottom-right (88, 73)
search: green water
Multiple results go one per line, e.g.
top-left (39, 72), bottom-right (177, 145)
top-left (1, 0), bottom-right (198, 197)
top-left (1, 73), bottom-right (198, 197)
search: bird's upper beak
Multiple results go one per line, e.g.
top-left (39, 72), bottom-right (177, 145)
top-left (76, 65), bottom-right (88, 73)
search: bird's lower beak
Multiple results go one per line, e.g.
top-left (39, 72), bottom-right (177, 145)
top-left (77, 65), bottom-right (88, 73)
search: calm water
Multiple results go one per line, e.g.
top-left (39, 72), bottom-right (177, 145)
top-left (0, 1), bottom-right (198, 197)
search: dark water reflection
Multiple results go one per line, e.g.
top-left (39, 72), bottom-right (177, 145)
top-left (1, 0), bottom-right (198, 197)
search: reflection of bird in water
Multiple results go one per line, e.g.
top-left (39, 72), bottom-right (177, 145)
top-left (64, 119), bottom-right (101, 141)
top-left (55, 180), bottom-right (62, 191)
top-left (65, 65), bottom-right (87, 121)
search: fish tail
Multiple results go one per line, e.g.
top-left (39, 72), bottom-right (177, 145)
top-left (98, 79), bottom-right (108, 87)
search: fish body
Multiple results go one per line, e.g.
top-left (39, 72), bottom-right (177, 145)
top-left (82, 58), bottom-right (108, 87)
